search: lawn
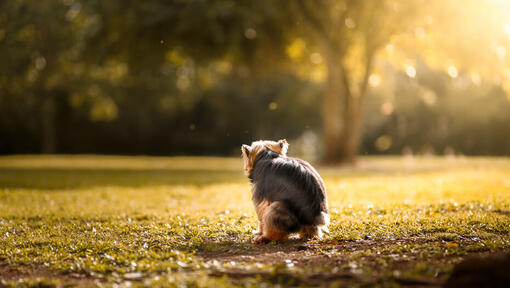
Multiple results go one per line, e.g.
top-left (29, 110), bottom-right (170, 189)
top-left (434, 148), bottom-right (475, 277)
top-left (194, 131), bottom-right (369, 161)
top-left (0, 155), bottom-right (509, 287)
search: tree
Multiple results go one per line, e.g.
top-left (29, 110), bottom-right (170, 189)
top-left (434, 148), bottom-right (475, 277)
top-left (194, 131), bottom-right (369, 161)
top-left (2, 0), bottom-right (510, 159)
top-left (281, 0), bottom-right (510, 163)
top-left (0, 1), bottom-right (76, 153)
top-left (282, 0), bottom-right (418, 163)
top-left (140, 0), bottom-right (418, 163)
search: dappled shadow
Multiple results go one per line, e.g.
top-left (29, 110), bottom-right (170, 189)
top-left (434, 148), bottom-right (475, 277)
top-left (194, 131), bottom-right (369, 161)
top-left (0, 168), bottom-right (245, 189)
top-left (3, 159), bottom-right (508, 190)
top-left (320, 157), bottom-right (510, 177)
top-left (208, 269), bottom-right (442, 287)
top-left (195, 237), bottom-right (441, 264)
top-left (2, 156), bottom-right (509, 190)
top-left (0, 261), bottom-right (102, 287)
top-left (195, 238), bottom-right (445, 287)
top-left (196, 238), bottom-right (309, 261)
top-left (444, 253), bottom-right (510, 288)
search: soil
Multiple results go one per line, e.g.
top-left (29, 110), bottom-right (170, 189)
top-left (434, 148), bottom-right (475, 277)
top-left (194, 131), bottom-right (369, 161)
top-left (0, 262), bottom-right (101, 287)
top-left (199, 237), bottom-right (446, 287)
top-left (2, 238), bottom-right (508, 288)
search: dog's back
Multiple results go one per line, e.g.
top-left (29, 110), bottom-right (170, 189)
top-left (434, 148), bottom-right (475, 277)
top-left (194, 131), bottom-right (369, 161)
top-left (250, 150), bottom-right (328, 229)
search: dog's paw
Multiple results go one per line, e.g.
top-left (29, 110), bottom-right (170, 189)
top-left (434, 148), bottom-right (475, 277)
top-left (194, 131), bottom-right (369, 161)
top-left (252, 235), bottom-right (271, 244)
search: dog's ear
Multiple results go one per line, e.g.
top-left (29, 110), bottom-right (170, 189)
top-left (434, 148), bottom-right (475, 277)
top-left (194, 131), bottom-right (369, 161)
top-left (278, 139), bottom-right (288, 155)
top-left (241, 144), bottom-right (252, 156)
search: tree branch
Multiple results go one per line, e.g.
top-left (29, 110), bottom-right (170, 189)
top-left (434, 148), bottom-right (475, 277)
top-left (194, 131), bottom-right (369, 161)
top-left (358, 47), bottom-right (374, 108)
top-left (293, 0), bottom-right (342, 55)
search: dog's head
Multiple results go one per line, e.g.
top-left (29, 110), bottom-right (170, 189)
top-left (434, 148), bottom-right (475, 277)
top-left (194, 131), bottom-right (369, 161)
top-left (241, 139), bottom-right (288, 175)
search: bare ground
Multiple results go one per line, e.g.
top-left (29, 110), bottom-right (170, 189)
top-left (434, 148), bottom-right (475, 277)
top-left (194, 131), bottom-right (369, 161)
top-left (1, 237), bottom-right (507, 287)
top-left (199, 237), bottom-right (449, 287)
top-left (0, 262), bottom-right (101, 287)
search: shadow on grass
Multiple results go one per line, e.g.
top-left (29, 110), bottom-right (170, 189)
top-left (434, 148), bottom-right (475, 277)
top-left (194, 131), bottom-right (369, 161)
top-left (194, 238), bottom-right (445, 287)
top-left (0, 162), bottom-right (496, 190)
top-left (194, 238), bottom-right (309, 261)
top-left (0, 168), bottom-right (245, 189)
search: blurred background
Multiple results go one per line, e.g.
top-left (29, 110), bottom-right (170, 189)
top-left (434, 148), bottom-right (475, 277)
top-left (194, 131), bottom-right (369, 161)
top-left (1, 0), bottom-right (510, 164)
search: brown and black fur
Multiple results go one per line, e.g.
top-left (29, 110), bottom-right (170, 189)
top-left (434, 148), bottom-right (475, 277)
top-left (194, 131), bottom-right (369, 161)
top-left (241, 140), bottom-right (329, 244)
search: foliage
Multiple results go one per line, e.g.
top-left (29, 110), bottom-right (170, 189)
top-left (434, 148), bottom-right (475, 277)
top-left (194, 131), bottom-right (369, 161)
top-left (0, 156), bottom-right (509, 287)
top-left (1, 0), bottom-right (510, 158)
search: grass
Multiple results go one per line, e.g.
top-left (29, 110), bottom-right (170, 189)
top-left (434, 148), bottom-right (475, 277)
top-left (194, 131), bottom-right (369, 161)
top-left (0, 155), bottom-right (509, 287)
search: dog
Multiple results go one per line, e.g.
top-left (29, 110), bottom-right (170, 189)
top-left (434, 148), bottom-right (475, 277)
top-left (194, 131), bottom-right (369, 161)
top-left (241, 139), bottom-right (329, 244)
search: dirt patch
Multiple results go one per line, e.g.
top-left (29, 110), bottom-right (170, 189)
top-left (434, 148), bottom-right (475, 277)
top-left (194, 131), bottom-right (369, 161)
top-left (493, 209), bottom-right (510, 216)
top-left (198, 236), bottom-right (443, 266)
top-left (444, 253), bottom-right (510, 288)
top-left (1, 236), bottom-right (506, 287)
top-left (0, 262), bottom-right (99, 287)
top-left (209, 269), bottom-right (443, 287)
top-left (196, 236), bottom-right (487, 287)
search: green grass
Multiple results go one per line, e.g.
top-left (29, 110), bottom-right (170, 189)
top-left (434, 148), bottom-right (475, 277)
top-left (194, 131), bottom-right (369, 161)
top-left (0, 155), bottom-right (509, 287)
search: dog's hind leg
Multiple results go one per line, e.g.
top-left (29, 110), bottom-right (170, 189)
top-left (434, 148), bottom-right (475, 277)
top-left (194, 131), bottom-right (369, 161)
top-left (299, 225), bottom-right (319, 240)
top-left (253, 200), bottom-right (271, 236)
top-left (253, 201), bottom-right (299, 244)
top-left (299, 211), bottom-right (329, 239)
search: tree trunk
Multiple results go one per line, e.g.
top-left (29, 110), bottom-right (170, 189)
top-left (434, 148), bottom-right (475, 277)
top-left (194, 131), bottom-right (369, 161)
top-left (322, 59), bottom-right (365, 165)
top-left (338, 102), bottom-right (363, 164)
top-left (322, 59), bottom-right (345, 164)
top-left (41, 94), bottom-right (56, 154)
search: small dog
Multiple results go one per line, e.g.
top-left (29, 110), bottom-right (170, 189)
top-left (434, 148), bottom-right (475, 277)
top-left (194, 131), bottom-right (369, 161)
top-left (241, 139), bottom-right (329, 244)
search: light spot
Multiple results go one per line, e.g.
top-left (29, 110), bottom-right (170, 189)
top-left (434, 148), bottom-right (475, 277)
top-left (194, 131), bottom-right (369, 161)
top-left (386, 44), bottom-right (394, 53)
top-left (65, 2), bottom-right (81, 21)
top-left (286, 38), bottom-right (306, 60)
top-left (35, 57), bottom-right (46, 70)
top-left (310, 66), bottom-right (326, 83)
top-left (215, 61), bottom-right (232, 74)
top-left (166, 50), bottom-right (184, 67)
top-left (310, 53), bottom-right (323, 64)
top-left (244, 28), bottom-right (257, 39)
top-left (381, 102), bottom-right (393, 115)
top-left (414, 27), bottom-right (425, 39)
top-left (422, 90), bottom-right (437, 106)
top-left (368, 74), bottom-right (381, 87)
top-left (189, 124), bottom-right (196, 131)
top-left (268, 102), bottom-right (278, 110)
top-left (496, 46), bottom-right (506, 59)
top-left (176, 76), bottom-right (190, 91)
top-left (494, 75), bottom-right (502, 85)
top-left (375, 135), bottom-right (392, 152)
top-left (345, 18), bottom-right (356, 29)
top-left (505, 24), bottom-right (510, 35)
top-left (470, 72), bottom-right (481, 86)
top-left (90, 97), bottom-right (118, 122)
top-left (405, 66), bottom-right (416, 78)
top-left (448, 66), bottom-right (458, 78)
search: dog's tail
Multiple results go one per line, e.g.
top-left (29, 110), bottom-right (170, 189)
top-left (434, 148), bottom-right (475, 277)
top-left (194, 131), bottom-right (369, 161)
top-left (313, 211), bottom-right (330, 235)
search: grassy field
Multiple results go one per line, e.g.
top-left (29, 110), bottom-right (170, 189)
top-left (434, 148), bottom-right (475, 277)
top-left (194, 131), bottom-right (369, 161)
top-left (0, 155), bottom-right (509, 287)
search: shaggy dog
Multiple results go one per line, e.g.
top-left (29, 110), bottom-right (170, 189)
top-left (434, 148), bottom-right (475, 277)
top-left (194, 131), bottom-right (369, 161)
top-left (241, 139), bottom-right (329, 244)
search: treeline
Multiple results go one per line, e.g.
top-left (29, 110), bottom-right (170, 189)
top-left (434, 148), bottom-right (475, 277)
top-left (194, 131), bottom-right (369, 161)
top-left (1, 0), bottom-right (509, 157)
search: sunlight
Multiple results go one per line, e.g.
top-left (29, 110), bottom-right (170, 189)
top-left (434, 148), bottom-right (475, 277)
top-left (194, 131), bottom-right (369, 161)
top-left (2, 1), bottom-right (510, 286)
top-left (447, 66), bottom-right (458, 78)
top-left (405, 65), bottom-right (416, 78)
top-left (368, 74), bottom-right (381, 87)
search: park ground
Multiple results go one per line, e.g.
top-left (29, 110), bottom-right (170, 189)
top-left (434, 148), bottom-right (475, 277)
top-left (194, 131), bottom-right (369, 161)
top-left (0, 155), bottom-right (509, 287)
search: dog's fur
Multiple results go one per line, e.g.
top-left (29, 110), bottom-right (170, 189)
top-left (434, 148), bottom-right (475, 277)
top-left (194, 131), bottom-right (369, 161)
top-left (241, 139), bottom-right (329, 244)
